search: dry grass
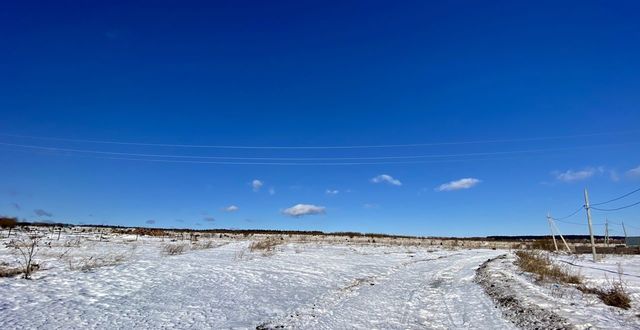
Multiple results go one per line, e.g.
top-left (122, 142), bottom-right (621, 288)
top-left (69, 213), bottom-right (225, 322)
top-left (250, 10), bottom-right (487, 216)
top-left (515, 250), bottom-right (582, 284)
top-left (517, 251), bottom-right (631, 309)
top-left (578, 282), bottom-right (631, 310)
top-left (0, 264), bottom-right (39, 277)
top-left (249, 237), bottom-right (284, 256)
top-left (191, 240), bottom-right (214, 250)
top-left (68, 254), bottom-right (127, 272)
top-left (531, 239), bottom-right (556, 251)
top-left (163, 243), bottom-right (188, 255)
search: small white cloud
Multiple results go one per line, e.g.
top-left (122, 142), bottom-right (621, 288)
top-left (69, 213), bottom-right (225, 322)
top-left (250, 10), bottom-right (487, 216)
top-left (269, 187), bottom-right (276, 195)
top-left (252, 179), bottom-right (263, 192)
top-left (363, 203), bottom-right (379, 209)
top-left (609, 169), bottom-right (620, 182)
top-left (370, 174), bottom-right (402, 186)
top-left (627, 165), bottom-right (640, 178)
top-left (554, 168), bottom-right (596, 182)
top-left (436, 178), bottom-right (481, 191)
top-left (223, 205), bottom-right (239, 212)
top-left (325, 189), bottom-right (339, 195)
top-left (282, 204), bottom-right (326, 217)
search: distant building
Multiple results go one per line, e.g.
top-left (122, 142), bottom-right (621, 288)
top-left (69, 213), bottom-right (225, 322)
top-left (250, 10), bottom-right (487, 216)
top-left (626, 236), bottom-right (640, 247)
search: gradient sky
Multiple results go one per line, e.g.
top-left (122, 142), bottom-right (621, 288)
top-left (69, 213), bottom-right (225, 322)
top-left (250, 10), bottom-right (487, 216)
top-left (1, 1), bottom-right (640, 236)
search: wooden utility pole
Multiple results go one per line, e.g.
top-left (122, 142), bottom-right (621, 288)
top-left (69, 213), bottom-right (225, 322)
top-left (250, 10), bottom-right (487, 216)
top-left (604, 218), bottom-right (609, 246)
top-left (547, 213), bottom-right (559, 252)
top-left (584, 188), bottom-right (597, 262)
top-left (622, 221), bottom-right (628, 239)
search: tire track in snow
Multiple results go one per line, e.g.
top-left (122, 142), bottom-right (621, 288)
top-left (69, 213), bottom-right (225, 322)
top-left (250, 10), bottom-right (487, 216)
top-left (256, 252), bottom-right (450, 329)
top-left (256, 251), bottom-right (512, 329)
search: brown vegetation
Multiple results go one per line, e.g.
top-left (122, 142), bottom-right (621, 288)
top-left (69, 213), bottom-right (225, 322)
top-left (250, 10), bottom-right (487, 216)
top-left (163, 243), bottom-right (187, 255)
top-left (531, 238), bottom-right (556, 251)
top-left (515, 250), bottom-right (582, 284)
top-left (249, 237), bottom-right (283, 256)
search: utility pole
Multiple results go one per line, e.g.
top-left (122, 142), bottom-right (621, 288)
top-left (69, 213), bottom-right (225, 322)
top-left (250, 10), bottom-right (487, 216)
top-left (584, 188), bottom-right (597, 262)
top-left (622, 221), bottom-right (628, 238)
top-left (604, 218), bottom-right (609, 246)
top-left (547, 213), bottom-right (559, 252)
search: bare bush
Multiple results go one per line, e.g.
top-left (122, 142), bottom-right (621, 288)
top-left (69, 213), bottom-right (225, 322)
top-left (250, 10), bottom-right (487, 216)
top-left (163, 243), bottom-right (187, 255)
top-left (6, 234), bottom-right (41, 279)
top-left (515, 250), bottom-right (582, 284)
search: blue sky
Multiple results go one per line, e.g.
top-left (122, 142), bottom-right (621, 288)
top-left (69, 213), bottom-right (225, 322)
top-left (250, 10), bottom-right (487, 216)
top-left (1, 1), bottom-right (639, 236)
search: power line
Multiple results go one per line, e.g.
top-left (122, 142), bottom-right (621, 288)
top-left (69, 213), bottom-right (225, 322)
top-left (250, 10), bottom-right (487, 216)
top-left (1, 130), bottom-right (638, 149)
top-left (553, 218), bottom-right (605, 226)
top-left (1, 141), bottom-right (638, 162)
top-left (550, 206), bottom-right (584, 221)
top-left (591, 200), bottom-right (640, 212)
top-left (591, 187), bottom-right (640, 206)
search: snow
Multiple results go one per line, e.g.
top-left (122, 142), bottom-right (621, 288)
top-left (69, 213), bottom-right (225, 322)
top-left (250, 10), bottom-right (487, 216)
top-left (0, 230), bottom-right (511, 329)
top-left (484, 252), bottom-right (640, 329)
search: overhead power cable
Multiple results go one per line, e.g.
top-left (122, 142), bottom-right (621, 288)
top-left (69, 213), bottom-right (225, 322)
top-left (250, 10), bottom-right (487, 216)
top-left (550, 206), bottom-right (584, 221)
top-left (591, 187), bottom-right (640, 206)
top-left (1, 130), bottom-right (638, 149)
top-left (0, 141), bottom-right (638, 162)
top-left (591, 200), bottom-right (640, 212)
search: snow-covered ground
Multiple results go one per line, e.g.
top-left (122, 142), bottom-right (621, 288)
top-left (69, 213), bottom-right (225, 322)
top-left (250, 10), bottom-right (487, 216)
top-left (0, 231), bottom-right (511, 329)
top-left (4, 230), bottom-right (640, 329)
top-left (482, 252), bottom-right (640, 329)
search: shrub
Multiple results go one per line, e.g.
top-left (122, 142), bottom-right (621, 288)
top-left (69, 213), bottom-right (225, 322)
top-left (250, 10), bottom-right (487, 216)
top-left (6, 234), bottom-right (40, 279)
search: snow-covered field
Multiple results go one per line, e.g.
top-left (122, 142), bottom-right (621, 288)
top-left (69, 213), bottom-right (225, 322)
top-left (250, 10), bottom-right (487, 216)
top-left (0, 231), bottom-right (511, 329)
top-left (2, 230), bottom-right (640, 329)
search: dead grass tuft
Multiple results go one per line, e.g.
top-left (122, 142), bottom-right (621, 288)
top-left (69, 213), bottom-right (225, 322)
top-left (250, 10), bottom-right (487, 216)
top-left (249, 237), bottom-right (283, 256)
top-left (163, 243), bottom-right (187, 255)
top-left (515, 250), bottom-right (582, 284)
top-left (191, 240), bottom-right (214, 250)
top-left (68, 254), bottom-right (127, 272)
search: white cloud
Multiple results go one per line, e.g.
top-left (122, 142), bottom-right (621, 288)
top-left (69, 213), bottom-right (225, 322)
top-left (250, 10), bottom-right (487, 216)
top-left (370, 174), bottom-right (402, 186)
top-left (269, 187), bottom-right (276, 195)
top-left (436, 178), bottom-right (481, 191)
top-left (627, 165), bottom-right (640, 178)
top-left (223, 205), bottom-right (239, 212)
top-left (609, 169), bottom-right (620, 182)
top-left (252, 179), bottom-right (263, 192)
top-left (282, 204), bottom-right (326, 217)
top-left (363, 203), bottom-right (379, 209)
top-left (554, 168), bottom-right (596, 182)
top-left (325, 189), bottom-right (339, 195)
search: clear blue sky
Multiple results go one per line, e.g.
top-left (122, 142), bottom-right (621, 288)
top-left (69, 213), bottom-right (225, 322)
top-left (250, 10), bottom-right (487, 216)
top-left (1, 1), bottom-right (639, 236)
